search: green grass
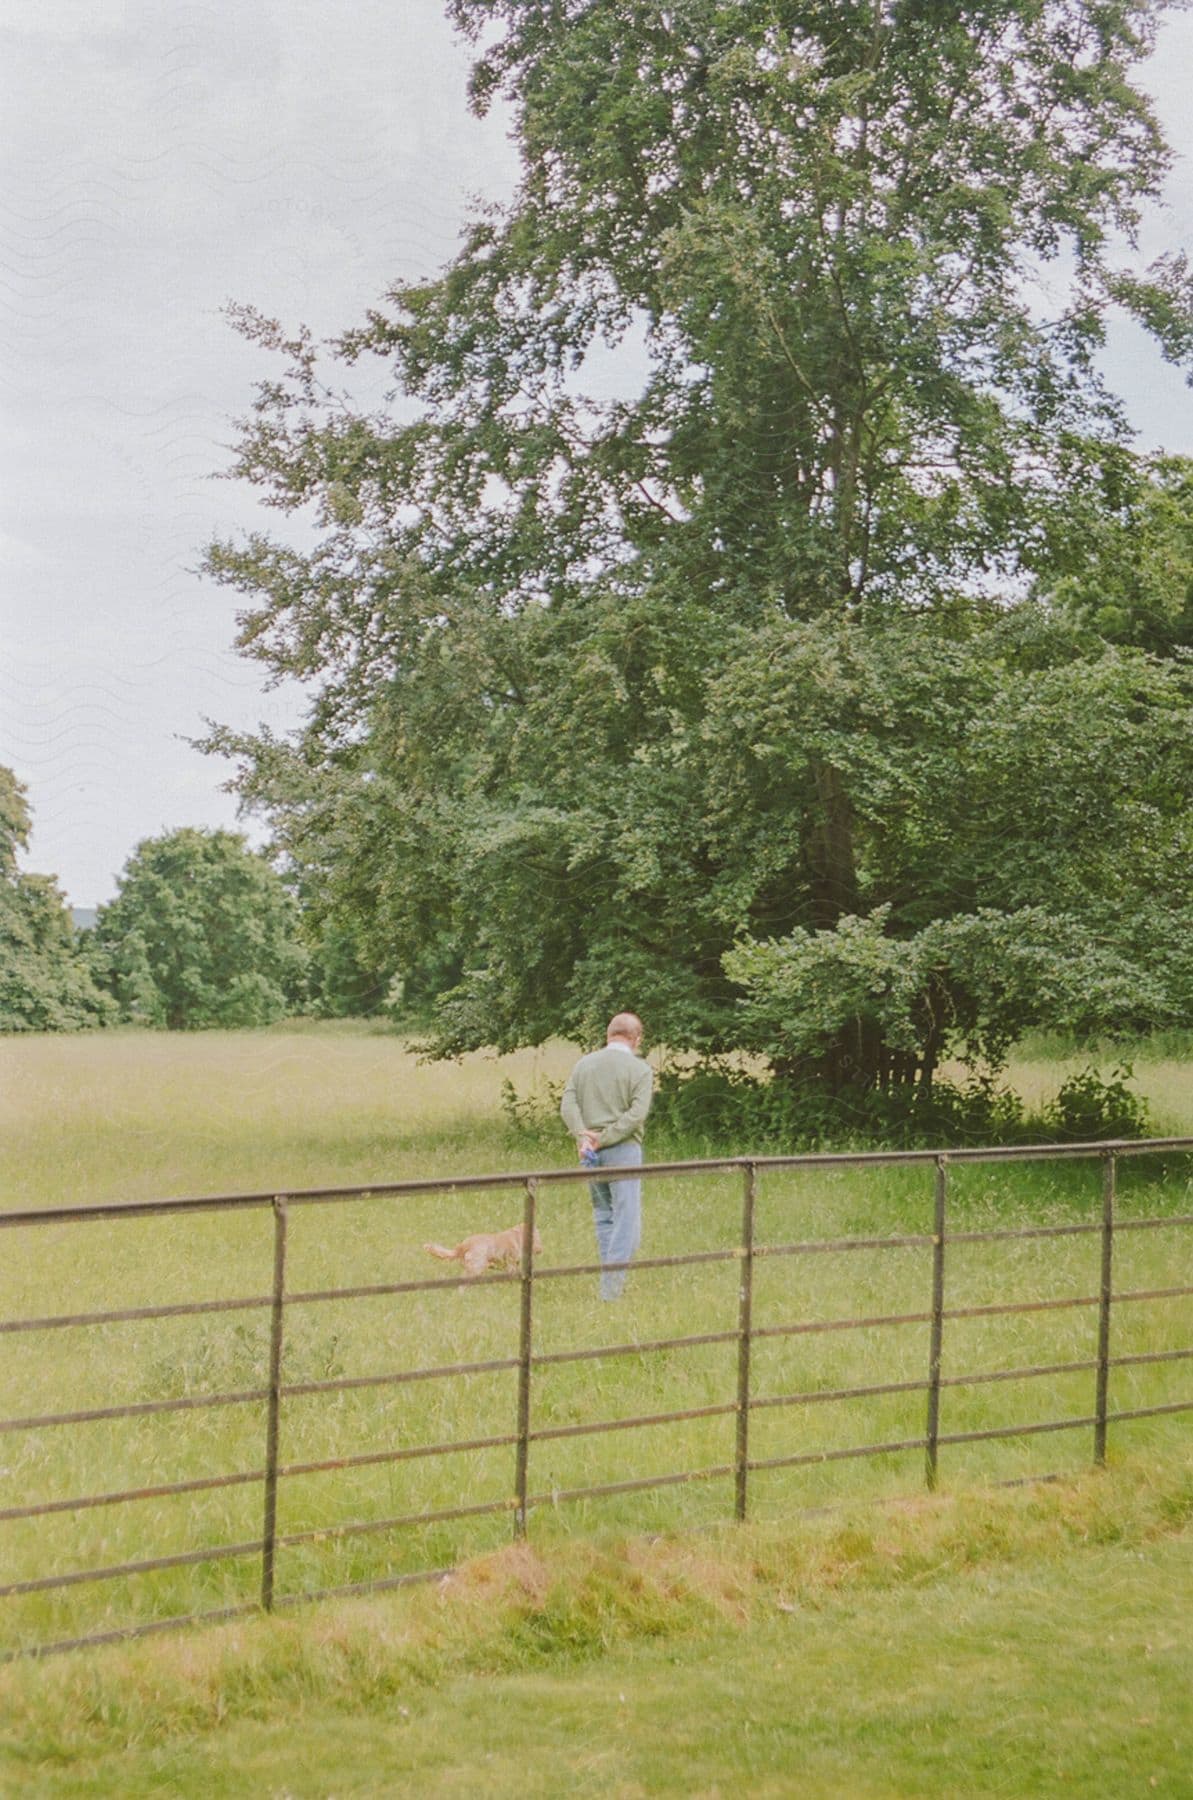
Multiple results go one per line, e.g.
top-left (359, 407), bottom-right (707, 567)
top-left (0, 1028), bottom-right (1190, 1666)
top-left (0, 1028), bottom-right (1190, 1794)
top-left (0, 1029), bottom-right (1187, 1634)
top-left (1, 1460), bottom-right (1191, 1796)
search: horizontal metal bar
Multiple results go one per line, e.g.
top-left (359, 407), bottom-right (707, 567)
top-left (533, 1328), bottom-right (739, 1369)
top-left (0, 1387), bottom-right (268, 1435)
top-left (938, 1415), bottom-right (1095, 1446)
top-left (286, 1251), bottom-right (742, 1309)
top-left (946, 1222), bottom-right (1101, 1245)
top-left (1113, 1213), bottom-right (1193, 1233)
top-left (1110, 1346), bottom-right (1193, 1369)
top-left (529, 1400), bottom-right (738, 1444)
top-left (283, 1356), bottom-right (520, 1401)
top-left (3, 1228), bottom-right (1184, 1341)
top-left (1106, 1399), bottom-right (1193, 1423)
top-left (764, 1467), bottom-right (1063, 1516)
top-left (941, 1357), bottom-right (1097, 1389)
top-left (751, 1377), bottom-right (929, 1411)
top-left (278, 1496), bottom-right (515, 1549)
top-left (0, 1466), bottom-right (264, 1524)
top-left (1114, 1284), bottom-right (1193, 1305)
top-left (0, 1293), bottom-right (271, 1336)
top-left (747, 1356), bottom-right (1106, 1419)
top-left (278, 1431), bottom-right (518, 1482)
top-left (755, 1233), bottom-right (935, 1258)
top-left (0, 1333), bottom-right (739, 1443)
top-left (929, 1139), bottom-right (1193, 1164)
top-left (287, 1270), bottom-right (520, 1306)
top-left (0, 1601), bottom-right (263, 1666)
top-left (273, 1567), bottom-right (452, 1609)
top-left (749, 1436), bottom-right (926, 1474)
top-left (0, 1539), bottom-right (264, 1599)
top-left (0, 1193), bottom-right (278, 1229)
top-left (943, 1293), bottom-right (1098, 1322)
top-left (532, 1248), bottom-right (739, 1281)
top-left (754, 1309), bottom-right (933, 1341)
top-left (1, 1460), bottom-right (1074, 1663)
top-left (1, 1131), bottom-right (1187, 1668)
top-left (526, 1463), bottom-right (735, 1509)
top-left (4, 1138), bottom-right (1189, 1229)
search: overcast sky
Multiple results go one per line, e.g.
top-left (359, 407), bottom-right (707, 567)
top-left (3, 1), bottom-right (1192, 908)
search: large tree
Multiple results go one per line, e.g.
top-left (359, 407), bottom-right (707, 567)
top-left (205, 0), bottom-right (1193, 1095)
top-left (89, 829), bottom-right (308, 1030)
top-left (0, 767), bottom-right (115, 1033)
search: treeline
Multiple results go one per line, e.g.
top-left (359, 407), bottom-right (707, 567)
top-left (0, 776), bottom-right (389, 1033)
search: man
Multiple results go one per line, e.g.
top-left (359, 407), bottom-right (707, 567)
top-left (560, 1011), bottom-right (653, 1300)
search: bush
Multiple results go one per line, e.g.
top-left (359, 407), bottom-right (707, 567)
top-left (648, 1062), bottom-right (1149, 1153)
top-left (1044, 1063), bottom-right (1151, 1142)
top-left (500, 1075), bottom-right (563, 1142)
top-left (501, 1060), bottom-right (1151, 1157)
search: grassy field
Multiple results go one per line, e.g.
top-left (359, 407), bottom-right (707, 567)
top-left (1, 1461), bottom-right (1191, 1796)
top-left (0, 1025), bottom-right (1190, 1788)
top-left (0, 1027), bottom-right (1190, 1657)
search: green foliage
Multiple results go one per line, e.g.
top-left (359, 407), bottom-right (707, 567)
top-left (1044, 1062), bottom-right (1151, 1142)
top-left (305, 918), bottom-right (393, 1018)
top-left (499, 1073), bottom-right (562, 1139)
top-left (0, 766), bottom-right (115, 1033)
top-left (89, 828), bottom-right (308, 1029)
top-left (1037, 452), bottom-right (1193, 653)
top-left (648, 1060), bottom-right (1149, 1151)
top-left (649, 1062), bottom-right (832, 1148)
top-left (204, 1), bottom-right (1193, 1100)
top-left (498, 1052), bottom-right (1151, 1153)
top-left (718, 614), bottom-right (1191, 1086)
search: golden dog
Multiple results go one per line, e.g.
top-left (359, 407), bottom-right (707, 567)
top-left (424, 1222), bottom-right (542, 1278)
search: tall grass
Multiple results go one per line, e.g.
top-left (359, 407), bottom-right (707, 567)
top-left (1, 1026), bottom-right (1189, 1657)
top-left (2, 1462), bottom-right (1192, 1797)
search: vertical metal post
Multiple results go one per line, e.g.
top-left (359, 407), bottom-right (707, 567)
top-left (261, 1195), bottom-right (289, 1612)
top-left (734, 1162), bottom-right (758, 1522)
top-left (925, 1156), bottom-right (948, 1491)
top-left (1094, 1151), bottom-right (1116, 1467)
top-left (513, 1178), bottom-right (538, 1539)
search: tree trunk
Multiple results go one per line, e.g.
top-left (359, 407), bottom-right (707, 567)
top-left (806, 759), bottom-right (861, 931)
top-left (805, 759), bottom-right (885, 1093)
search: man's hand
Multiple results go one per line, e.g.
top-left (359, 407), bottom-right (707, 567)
top-left (578, 1130), bottom-right (600, 1164)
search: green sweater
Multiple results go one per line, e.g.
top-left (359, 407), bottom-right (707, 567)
top-left (560, 1044), bottom-right (654, 1147)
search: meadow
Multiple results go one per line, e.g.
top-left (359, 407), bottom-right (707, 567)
top-left (1, 1025), bottom-right (1190, 1670)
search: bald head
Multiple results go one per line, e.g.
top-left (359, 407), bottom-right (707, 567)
top-left (606, 1012), bottom-right (643, 1048)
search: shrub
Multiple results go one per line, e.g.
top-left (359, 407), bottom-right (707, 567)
top-left (1043, 1063), bottom-right (1151, 1142)
top-left (648, 1062), bottom-right (1149, 1153)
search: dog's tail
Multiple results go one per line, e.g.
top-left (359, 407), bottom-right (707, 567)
top-left (424, 1242), bottom-right (459, 1262)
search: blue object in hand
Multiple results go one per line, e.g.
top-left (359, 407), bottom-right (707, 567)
top-left (580, 1143), bottom-right (599, 1168)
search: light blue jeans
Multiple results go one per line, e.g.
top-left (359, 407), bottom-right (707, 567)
top-left (589, 1139), bottom-right (643, 1300)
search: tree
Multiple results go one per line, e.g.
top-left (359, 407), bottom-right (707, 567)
top-left (306, 918), bottom-right (397, 1018)
top-left (1035, 451), bottom-right (1193, 653)
top-left (89, 829), bottom-right (308, 1030)
top-left (717, 610), bottom-right (1193, 1089)
top-left (0, 767), bottom-right (116, 1032)
top-left (204, 1), bottom-right (1193, 1099)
